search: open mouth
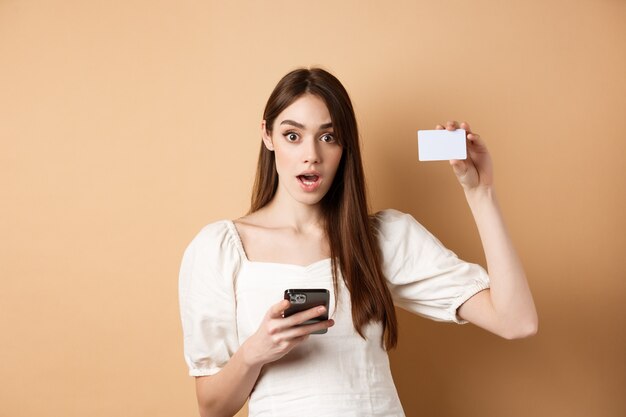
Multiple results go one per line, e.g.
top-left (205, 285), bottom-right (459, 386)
top-left (297, 174), bottom-right (320, 185)
top-left (296, 174), bottom-right (322, 191)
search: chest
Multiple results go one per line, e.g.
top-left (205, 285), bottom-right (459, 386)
top-left (233, 261), bottom-right (362, 343)
top-left (235, 222), bottom-right (331, 266)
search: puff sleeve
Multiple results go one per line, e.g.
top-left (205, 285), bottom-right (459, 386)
top-left (178, 221), bottom-right (241, 376)
top-left (375, 209), bottom-right (490, 324)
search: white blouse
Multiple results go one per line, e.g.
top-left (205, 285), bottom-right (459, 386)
top-left (178, 208), bottom-right (490, 416)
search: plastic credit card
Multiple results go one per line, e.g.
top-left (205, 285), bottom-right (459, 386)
top-left (417, 129), bottom-right (467, 161)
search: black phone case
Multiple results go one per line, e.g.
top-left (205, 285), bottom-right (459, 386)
top-left (283, 289), bottom-right (330, 334)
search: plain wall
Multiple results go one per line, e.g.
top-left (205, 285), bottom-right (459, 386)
top-left (1, 1), bottom-right (624, 416)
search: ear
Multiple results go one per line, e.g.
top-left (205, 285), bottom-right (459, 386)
top-left (261, 120), bottom-right (274, 151)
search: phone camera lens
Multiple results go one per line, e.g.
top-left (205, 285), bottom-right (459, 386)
top-left (290, 293), bottom-right (306, 304)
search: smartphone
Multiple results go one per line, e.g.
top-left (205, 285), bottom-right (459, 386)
top-left (283, 289), bottom-right (330, 334)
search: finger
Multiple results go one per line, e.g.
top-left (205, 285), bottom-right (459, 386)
top-left (435, 124), bottom-right (444, 130)
top-left (268, 299), bottom-right (291, 319)
top-left (460, 121), bottom-right (472, 134)
top-left (446, 120), bottom-right (458, 131)
top-left (282, 305), bottom-right (328, 328)
top-left (467, 133), bottom-right (486, 147)
top-left (449, 159), bottom-right (468, 176)
top-left (281, 319), bottom-right (335, 340)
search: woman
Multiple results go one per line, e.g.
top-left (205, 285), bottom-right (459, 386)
top-left (178, 67), bottom-right (538, 417)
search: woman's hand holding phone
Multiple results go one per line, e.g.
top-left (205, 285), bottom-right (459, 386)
top-left (242, 299), bottom-right (335, 367)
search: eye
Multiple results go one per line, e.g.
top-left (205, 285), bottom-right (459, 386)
top-left (284, 132), bottom-right (299, 142)
top-left (320, 133), bottom-right (335, 143)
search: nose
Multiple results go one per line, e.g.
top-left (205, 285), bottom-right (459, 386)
top-left (303, 137), bottom-right (321, 164)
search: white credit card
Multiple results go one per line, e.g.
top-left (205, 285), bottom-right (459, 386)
top-left (417, 129), bottom-right (467, 161)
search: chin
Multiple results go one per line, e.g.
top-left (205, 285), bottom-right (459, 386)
top-left (292, 190), bottom-right (328, 205)
top-left (298, 196), bottom-right (325, 206)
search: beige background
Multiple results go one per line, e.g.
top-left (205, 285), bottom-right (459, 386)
top-left (1, 1), bottom-right (625, 416)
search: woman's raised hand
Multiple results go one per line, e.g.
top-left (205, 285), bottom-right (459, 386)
top-left (435, 120), bottom-right (494, 193)
top-left (241, 299), bottom-right (335, 367)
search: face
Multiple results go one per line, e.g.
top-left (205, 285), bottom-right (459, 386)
top-left (262, 93), bottom-right (343, 206)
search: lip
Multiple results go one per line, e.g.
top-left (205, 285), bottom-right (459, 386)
top-left (296, 172), bottom-right (322, 192)
top-left (297, 170), bottom-right (322, 177)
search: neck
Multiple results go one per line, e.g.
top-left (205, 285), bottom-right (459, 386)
top-left (261, 184), bottom-right (325, 234)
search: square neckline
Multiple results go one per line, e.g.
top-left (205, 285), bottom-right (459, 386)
top-left (225, 220), bottom-right (332, 269)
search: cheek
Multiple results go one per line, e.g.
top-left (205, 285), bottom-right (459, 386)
top-left (330, 150), bottom-right (343, 171)
top-left (273, 149), bottom-right (295, 174)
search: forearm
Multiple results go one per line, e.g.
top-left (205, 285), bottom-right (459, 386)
top-left (465, 186), bottom-right (538, 337)
top-left (196, 342), bottom-right (263, 417)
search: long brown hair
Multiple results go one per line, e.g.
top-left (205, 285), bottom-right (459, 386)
top-left (248, 67), bottom-right (398, 350)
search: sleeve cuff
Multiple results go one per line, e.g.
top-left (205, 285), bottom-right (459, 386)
top-left (447, 280), bottom-right (491, 324)
top-left (189, 366), bottom-right (222, 377)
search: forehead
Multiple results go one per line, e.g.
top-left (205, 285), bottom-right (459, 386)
top-left (276, 94), bottom-right (331, 126)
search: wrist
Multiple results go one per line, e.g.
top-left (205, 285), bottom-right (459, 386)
top-left (464, 185), bottom-right (496, 203)
top-left (464, 186), bottom-right (500, 218)
top-left (239, 338), bottom-right (265, 370)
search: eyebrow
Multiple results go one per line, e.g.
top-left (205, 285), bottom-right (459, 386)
top-left (279, 119), bottom-right (333, 129)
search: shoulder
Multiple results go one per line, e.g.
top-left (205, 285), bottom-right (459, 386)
top-left (186, 219), bottom-right (231, 252)
top-left (181, 218), bottom-right (243, 275)
top-left (371, 208), bottom-right (430, 240)
top-left (371, 208), bottom-right (444, 258)
top-left (372, 208), bottom-right (412, 224)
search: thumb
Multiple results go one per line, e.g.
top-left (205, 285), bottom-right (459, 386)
top-left (450, 159), bottom-right (468, 177)
top-left (268, 299), bottom-right (290, 319)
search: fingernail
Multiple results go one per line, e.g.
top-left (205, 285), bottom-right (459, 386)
top-left (318, 306), bottom-right (326, 313)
